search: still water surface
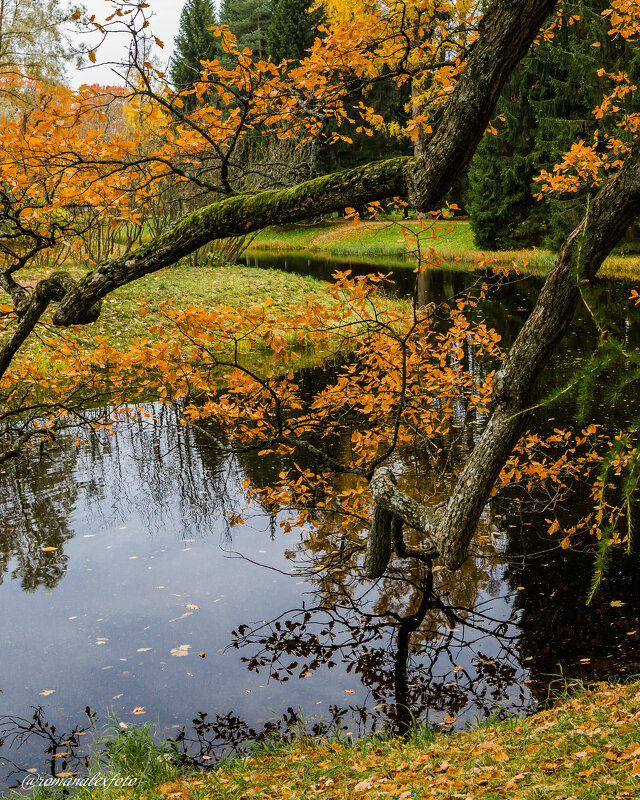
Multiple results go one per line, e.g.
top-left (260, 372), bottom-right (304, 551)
top-left (1, 257), bottom-right (640, 785)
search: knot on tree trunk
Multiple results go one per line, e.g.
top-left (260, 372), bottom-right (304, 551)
top-left (365, 466), bottom-right (441, 578)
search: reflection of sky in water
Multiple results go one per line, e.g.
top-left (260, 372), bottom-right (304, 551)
top-left (0, 407), bottom-right (527, 785)
top-left (2, 264), bottom-right (640, 786)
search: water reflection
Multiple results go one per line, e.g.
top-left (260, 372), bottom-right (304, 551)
top-left (1, 261), bottom-right (640, 785)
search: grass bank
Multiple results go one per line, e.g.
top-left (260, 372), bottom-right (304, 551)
top-left (24, 679), bottom-right (640, 799)
top-left (11, 263), bottom-right (407, 383)
top-left (35, 264), bottom-right (336, 351)
top-left (249, 219), bottom-right (640, 280)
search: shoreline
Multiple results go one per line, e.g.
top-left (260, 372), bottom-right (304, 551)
top-left (247, 219), bottom-right (640, 281)
top-left (32, 679), bottom-right (640, 799)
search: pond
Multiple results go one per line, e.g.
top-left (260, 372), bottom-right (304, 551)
top-left (1, 256), bottom-right (640, 787)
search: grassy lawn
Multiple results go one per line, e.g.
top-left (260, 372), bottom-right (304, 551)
top-left (250, 219), bottom-right (640, 281)
top-left (10, 264), bottom-right (337, 357)
top-left (250, 218), bottom-right (477, 258)
top-left (25, 679), bottom-right (640, 799)
top-left (88, 264), bottom-right (337, 349)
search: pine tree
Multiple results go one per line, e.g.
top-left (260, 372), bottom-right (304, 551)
top-left (267, 0), bottom-right (324, 64)
top-left (170, 0), bottom-right (222, 109)
top-left (220, 0), bottom-right (272, 60)
top-left (467, 0), bottom-right (640, 250)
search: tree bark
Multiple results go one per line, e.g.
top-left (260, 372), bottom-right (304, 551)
top-left (373, 137), bottom-right (640, 570)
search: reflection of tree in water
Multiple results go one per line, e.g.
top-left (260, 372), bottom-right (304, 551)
top-left (0, 404), bottom-right (249, 593)
top-left (226, 540), bottom-right (529, 738)
top-left (166, 546), bottom-right (530, 768)
top-left (0, 706), bottom-right (95, 788)
top-left (0, 439), bottom-right (77, 591)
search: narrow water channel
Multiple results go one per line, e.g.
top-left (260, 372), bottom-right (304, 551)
top-left (1, 257), bottom-right (639, 787)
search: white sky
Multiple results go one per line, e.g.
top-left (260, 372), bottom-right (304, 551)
top-left (69, 0), bottom-right (187, 88)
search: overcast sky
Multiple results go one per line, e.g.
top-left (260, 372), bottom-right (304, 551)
top-left (69, 0), bottom-right (186, 87)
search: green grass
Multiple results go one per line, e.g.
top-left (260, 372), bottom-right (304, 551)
top-left (10, 264), bottom-right (339, 368)
top-left (16, 679), bottom-right (640, 799)
top-left (250, 219), bottom-right (640, 280)
top-left (250, 218), bottom-right (477, 258)
top-left (8, 262), bottom-right (409, 385)
top-left (78, 264), bottom-right (337, 350)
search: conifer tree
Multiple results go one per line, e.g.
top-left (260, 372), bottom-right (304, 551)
top-left (467, 0), bottom-right (640, 250)
top-left (267, 0), bottom-right (324, 64)
top-left (220, 0), bottom-right (272, 60)
top-left (170, 0), bottom-right (221, 109)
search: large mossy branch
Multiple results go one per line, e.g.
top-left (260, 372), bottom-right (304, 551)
top-left (52, 157), bottom-right (413, 326)
top-left (52, 0), bottom-right (559, 328)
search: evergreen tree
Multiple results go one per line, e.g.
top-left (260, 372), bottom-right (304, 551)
top-left (467, 0), bottom-right (640, 250)
top-left (170, 0), bottom-right (222, 109)
top-left (267, 0), bottom-right (324, 64)
top-left (220, 0), bottom-right (272, 60)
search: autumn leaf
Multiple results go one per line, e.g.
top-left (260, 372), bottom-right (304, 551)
top-left (170, 644), bottom-right (191, 657)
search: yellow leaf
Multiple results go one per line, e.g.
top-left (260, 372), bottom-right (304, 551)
top-left (41, 546), bottom-right (58, 552)
top-left (560, 536), bottom-right (571, 549)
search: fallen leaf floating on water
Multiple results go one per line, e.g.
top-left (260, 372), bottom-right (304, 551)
top-left (611, 600), bottom-right (625, 607)
top-left (132, 707), bottom-right (145, 715)
top-left (170, 644), bottom-right (191, 657)
top-left (186, 604), bottom-right (199, 610)
top-left (41, 546), bottom-right (57, 552)
top-left (137, 647), bottom-right (152, 652)
top-left (39, 689), bottom-right (55, 696)
top-left (168, 612), bottom-right (193, 623)
top-left (198, 652), bottom-right (205, 658)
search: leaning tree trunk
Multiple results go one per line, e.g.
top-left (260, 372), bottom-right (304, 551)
top-left (371, 137), bottom-right (640, 569)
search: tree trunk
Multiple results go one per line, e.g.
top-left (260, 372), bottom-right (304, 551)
top-left (372, 138), bottom-right (640, 570)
